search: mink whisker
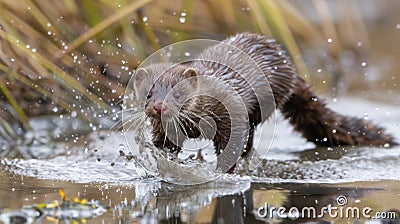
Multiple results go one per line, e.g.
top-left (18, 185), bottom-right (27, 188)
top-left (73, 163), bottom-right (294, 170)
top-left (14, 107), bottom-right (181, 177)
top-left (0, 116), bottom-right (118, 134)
top-left (180, 109), bottom-right (215, 128)
top-left (115, 112), bottom-right (145, 131)
top-left (179, 111), bottom-right (209, 140)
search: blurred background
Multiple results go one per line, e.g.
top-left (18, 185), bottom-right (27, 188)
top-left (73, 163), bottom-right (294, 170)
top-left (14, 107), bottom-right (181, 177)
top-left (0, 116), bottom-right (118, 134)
top-left (0, 0), bottom-right (399, 139)
top-left (0, 2), bottom-right (399, 222)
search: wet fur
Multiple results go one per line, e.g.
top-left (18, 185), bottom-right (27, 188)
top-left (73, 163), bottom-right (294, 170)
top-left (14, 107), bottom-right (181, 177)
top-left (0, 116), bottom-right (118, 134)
top-left (135, 32), bottom-right (397, 171)
top-left (281, 77), bottom-right (396, 146)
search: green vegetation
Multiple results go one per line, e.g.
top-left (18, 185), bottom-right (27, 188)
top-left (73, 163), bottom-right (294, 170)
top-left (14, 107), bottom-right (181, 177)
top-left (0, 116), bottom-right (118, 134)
top-left (0, 0), bottom-right (371, 139)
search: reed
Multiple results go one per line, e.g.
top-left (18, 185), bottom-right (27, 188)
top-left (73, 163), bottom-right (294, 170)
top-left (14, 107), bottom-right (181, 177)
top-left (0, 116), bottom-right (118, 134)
top-left (0, 0), bottom-right (370, 139)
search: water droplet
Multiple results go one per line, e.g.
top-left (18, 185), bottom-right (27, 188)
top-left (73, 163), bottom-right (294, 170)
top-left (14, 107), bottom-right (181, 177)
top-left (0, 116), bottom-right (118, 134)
top-left (52, 107), bottom-right (59, 112)
top-left (46, 22), bottom-right (51, 27)
top-left (117, 43), bottom-right (122, 48)
top-left (71, 111), bottom-right (77, 117)
top-left (361, 61), bottom-right (367, 67)
top-left (179, 17), bottom-right (186, 23)
top-left (327, 38), bottom-right (333, 43)
top-left (180, 11), bottom-right (187, 17)
top-left (142, 16), bottom-right (148, 22)
top-left (26, 44), bottom-right (30, 49)
top-left (184, 52), bottom-right (190, 56)
top-left (317, 69), bottom-right (322, 73)
top-left (332, 129), bottom-right (337, 133)
top-left (396, 24), bottom-right (400, 29)
top-left (31, 48), bottom-right (36, 53)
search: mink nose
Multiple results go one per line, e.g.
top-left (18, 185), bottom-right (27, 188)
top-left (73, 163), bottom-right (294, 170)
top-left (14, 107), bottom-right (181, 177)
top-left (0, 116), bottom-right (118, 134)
top-left (154, 102), bottom-right (167, 114)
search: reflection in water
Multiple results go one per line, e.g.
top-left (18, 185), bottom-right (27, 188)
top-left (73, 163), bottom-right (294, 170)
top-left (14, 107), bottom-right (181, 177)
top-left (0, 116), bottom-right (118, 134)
top-left (1, 168), bottom-right (399, 223)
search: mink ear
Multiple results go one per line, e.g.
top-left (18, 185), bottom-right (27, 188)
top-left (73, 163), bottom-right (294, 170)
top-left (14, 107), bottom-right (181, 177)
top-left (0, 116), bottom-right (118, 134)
top-left (134, 68), bottom-right (149, 84)
top-left (182, 68), bottom-right (197, 79)
top-left (133, 68), bottom-right (150, 102)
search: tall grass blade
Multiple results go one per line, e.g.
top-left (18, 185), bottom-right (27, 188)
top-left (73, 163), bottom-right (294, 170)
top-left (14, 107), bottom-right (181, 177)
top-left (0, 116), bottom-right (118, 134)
top-left (0, 29), bottom-right (110, 111)
top-left (0, 76), bottom-right (32, 131)
top-left (61, 0), bottom-right (152, 57)
top-left (254, 0), bottom-right (310, 81)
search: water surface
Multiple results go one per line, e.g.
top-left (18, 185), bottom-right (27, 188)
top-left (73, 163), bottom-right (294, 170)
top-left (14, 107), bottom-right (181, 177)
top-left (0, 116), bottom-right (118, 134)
top-left (1, 97), bottom-right (399, 223)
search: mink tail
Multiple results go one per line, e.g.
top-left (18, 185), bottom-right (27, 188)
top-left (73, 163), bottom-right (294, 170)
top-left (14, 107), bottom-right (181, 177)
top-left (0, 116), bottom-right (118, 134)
top-left (280, 78), bottom-right (397, 147)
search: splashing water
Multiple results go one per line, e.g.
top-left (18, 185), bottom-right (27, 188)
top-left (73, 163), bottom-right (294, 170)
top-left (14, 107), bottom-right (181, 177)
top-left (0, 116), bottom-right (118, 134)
top-left (1, 96), bottom-right (399, 184)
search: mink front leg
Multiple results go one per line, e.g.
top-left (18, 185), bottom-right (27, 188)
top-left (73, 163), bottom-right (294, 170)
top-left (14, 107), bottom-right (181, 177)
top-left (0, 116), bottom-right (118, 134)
top-left (213, 131), bottom-right (237, 174)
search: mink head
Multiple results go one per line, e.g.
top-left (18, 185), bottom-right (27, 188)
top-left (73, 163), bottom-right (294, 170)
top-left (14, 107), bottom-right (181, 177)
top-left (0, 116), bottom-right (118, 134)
top-left (134, 63), bottom-right (198, 120)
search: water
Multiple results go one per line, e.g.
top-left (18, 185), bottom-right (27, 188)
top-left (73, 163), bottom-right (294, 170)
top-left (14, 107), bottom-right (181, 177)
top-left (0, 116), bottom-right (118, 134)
top-left (0, 97), bottom-right (399, 223)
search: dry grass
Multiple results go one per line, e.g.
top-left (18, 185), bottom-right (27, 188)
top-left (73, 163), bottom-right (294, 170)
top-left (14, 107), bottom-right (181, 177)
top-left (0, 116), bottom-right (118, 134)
top-left (0, 0), bottom-right (372, 138)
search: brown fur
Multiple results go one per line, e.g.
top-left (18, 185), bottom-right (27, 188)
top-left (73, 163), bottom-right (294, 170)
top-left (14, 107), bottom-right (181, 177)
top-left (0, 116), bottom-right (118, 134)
top-left (281, 77), bottom-right (397, 146)
top-left (135, 33), bottom-right (397, 172)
